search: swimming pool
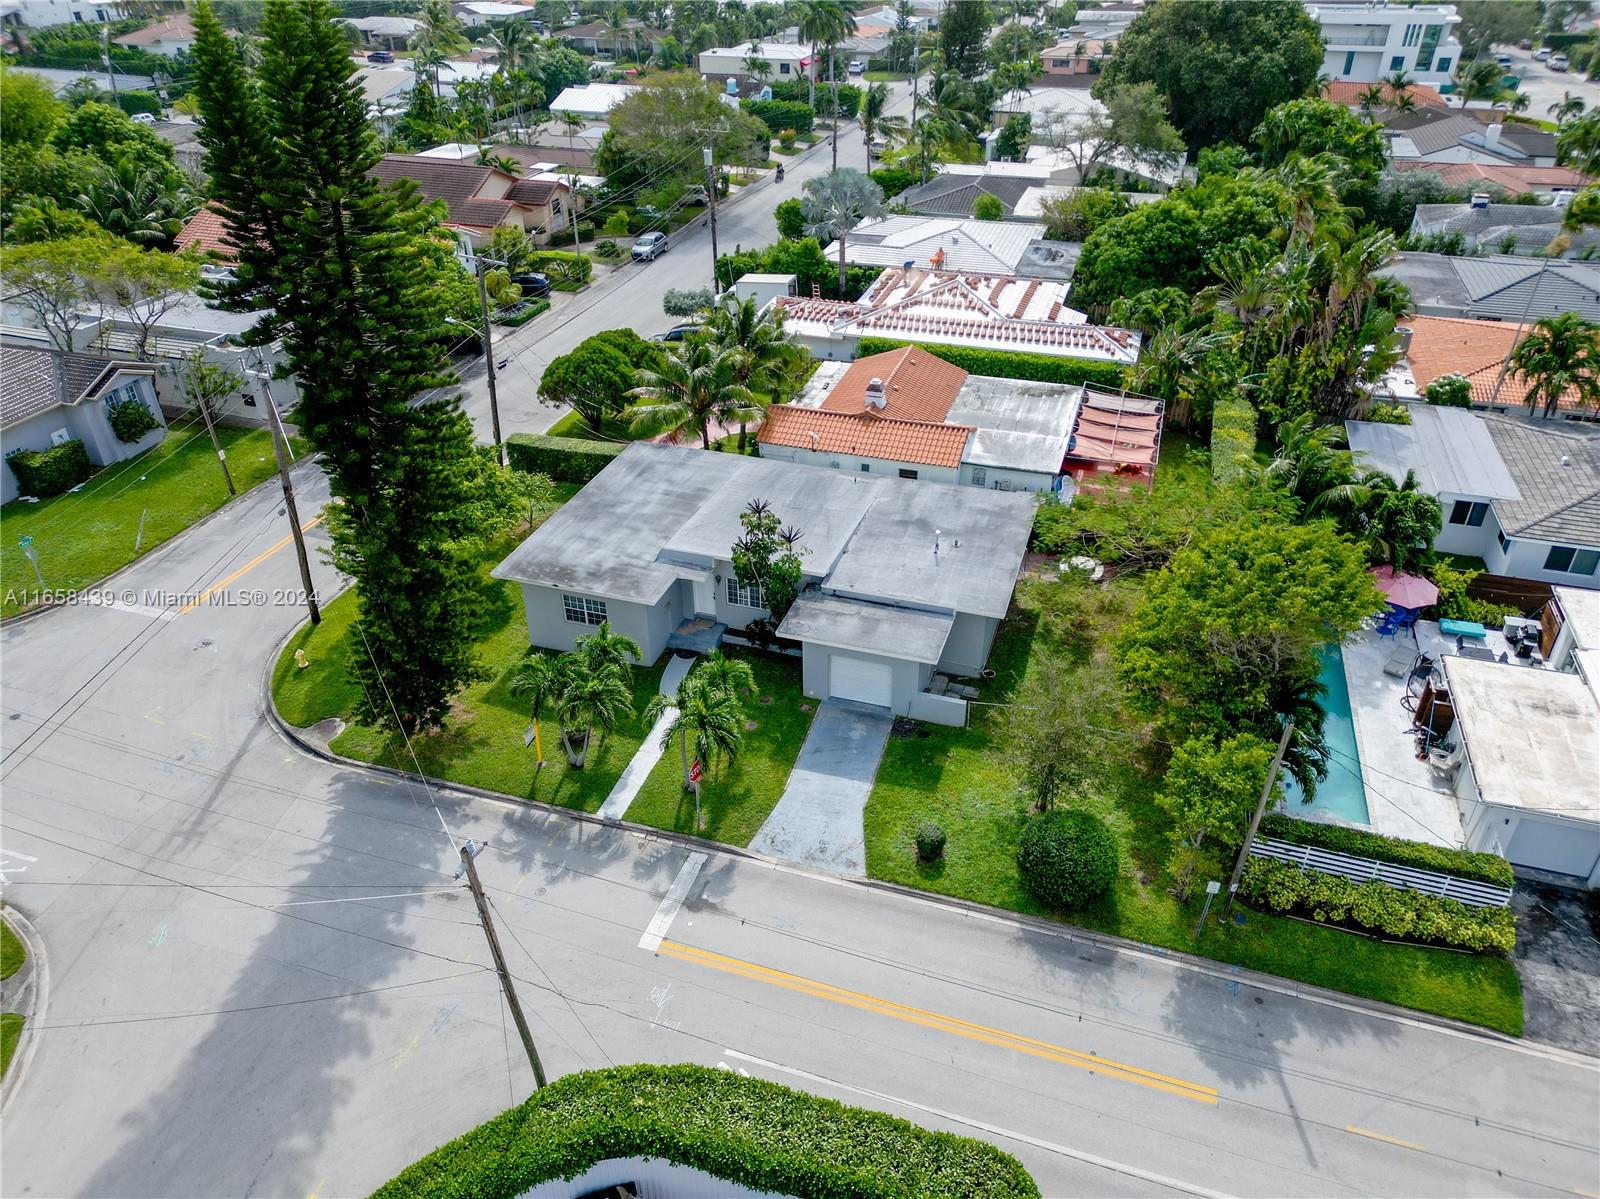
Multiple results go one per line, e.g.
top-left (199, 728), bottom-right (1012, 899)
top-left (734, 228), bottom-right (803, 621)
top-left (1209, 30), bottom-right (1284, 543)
top-left (1282, 645), bottom-right (1371, 825)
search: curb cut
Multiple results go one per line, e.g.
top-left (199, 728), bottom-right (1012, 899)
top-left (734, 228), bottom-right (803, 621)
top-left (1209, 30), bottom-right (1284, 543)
top-left (0, 905), bottom-right (49, 1114)
top-left (255, 621), bottom-right (1560, 1060)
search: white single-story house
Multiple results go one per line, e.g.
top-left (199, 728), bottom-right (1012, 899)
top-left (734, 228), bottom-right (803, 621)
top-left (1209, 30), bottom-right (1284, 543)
top-left (774, 265), bottom-right (1141, 364)
top-left (112, 11), bottom-right (195, 57)
top-left (492, 443), bottom-right (1035, 719)
top-left (698, 41), bottom-right (815, 79)
top-left (758, 344), bottom-right (1163, 493)
top-left (548, 83), bottom-right (638, 121)
top-left (1545, 584), bottom-right (1600, 674)
top-left (823, 215), bottom-right (1076, 279)
top-left (2, 346), bottom-right (165, 504)
top-left (342, 15), bottom-right (420, 50)
top-left (1348, 404), bottom-right (1600, 587)
top-left (1443, 653), bottom-right (1600, 887)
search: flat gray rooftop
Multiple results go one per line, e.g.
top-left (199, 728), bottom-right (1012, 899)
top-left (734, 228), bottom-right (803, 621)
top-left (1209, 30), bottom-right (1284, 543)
top-left (495, 443), bottom-right (1035, 618)
top-left (1445, 655), bottom-right (1600, 820)
top-left (1347, 405), bottom-right (1520, 501)
top-left (778, 589), bottom-right (954, 664)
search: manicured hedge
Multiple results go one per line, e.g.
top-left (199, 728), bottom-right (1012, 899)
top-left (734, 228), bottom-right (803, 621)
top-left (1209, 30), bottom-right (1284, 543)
top-left (505, 433), bottom-right (624, 483)
top-left (370, 1064), bottom-right (1040, 1199)
top-left (1240, 858), bottom-right (1516, 954)
top-left (493, 298), bottom-right (550, 328)
top-left (742, 98), bottom-right (815, 136)
top-left (105, 394), bottom-right (159, 443)
top-left (1209, 395), bottom-right (1256, 485)
top-left (523, 250), bottom-right (591, 285)
top-left (1259, 813), bottom-right (1515, 888)
top-left (770, 80), bottom-right (862, 118)
top-left (853, 337), bottom-right (1130, 389)
top-left (5, 440), bottom-right (94, 498)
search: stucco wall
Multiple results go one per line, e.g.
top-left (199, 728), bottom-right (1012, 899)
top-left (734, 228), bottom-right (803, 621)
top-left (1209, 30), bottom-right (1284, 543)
top-left (939, 612), bottom-right (998, 676)
top-left (1480, 521), bottom-right (1600, 587)
top-left (757, 443), bottom-right (961, 485)
top-left (957, 462), bottom-right (1058, 493)
top-left (2, 376), bottom-right (165, 503)
top-left (800, 641), bottom-right (929, 714)
top-left (1432, 490), bottom-right (1498, 559)
top-left (519, 583), bottom-right (674, 664)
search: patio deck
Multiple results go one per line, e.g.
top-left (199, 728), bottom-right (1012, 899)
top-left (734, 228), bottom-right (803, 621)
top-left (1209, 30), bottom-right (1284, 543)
top-left (1338, 618), bottom-right (1563, 849)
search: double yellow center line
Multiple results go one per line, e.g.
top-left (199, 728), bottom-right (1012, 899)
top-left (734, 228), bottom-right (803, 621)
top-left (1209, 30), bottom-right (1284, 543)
top-left (657, 939), bottom-right (1218, 1105)
top-left (177, 516), bottom-right (322, 615)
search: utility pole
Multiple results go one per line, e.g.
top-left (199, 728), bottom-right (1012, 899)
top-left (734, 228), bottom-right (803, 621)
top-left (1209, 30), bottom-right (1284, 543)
top-left (705, 137), bottom-right (720, 294)
top-left (181, 360), bottom-right (235, 496)
top-left (472, 256), bottom-right (506, 467)
top-left (101, 25), bottom-right (120, 103)
top-left (459, 841), bottom-right (548, 1090)
top-left (1223, 717), bottom-right (1294, 917)
top-left (259, 375), bottom-right (321, 626)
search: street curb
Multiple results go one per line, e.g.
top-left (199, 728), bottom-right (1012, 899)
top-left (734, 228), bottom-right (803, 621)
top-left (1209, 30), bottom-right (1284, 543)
top-left (256, 621), bottom-right (1570, 1061)
top-left (1, 452), bottom-right (322, 629)
top-left (0, 905), bottom-right (50, 1114)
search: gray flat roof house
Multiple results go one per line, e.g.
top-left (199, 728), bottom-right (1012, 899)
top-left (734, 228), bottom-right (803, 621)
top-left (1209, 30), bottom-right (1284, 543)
top-left (493, 443), bottom-right (1035, 717)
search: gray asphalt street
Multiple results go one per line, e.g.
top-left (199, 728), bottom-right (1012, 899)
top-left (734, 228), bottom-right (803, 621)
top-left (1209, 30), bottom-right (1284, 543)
top-left (1, 458), bottom-right (1597, 1198)
top-left (453, 83), bottom-right (910, 443)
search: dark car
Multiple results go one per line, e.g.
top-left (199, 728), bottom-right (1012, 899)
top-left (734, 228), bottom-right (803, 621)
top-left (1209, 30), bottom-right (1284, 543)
top-left (653, 322), bottom-right (702, 342)
top-left (510, 272), bottom-right (550, 297)
top-left (368, 49), bottom-right (394, 63)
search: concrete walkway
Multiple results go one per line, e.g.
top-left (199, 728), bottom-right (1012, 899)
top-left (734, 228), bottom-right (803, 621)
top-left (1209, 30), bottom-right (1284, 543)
top-left (749, 699), bottom-right (893, 877)
top-left (598, 653), bottom-right (694, 823)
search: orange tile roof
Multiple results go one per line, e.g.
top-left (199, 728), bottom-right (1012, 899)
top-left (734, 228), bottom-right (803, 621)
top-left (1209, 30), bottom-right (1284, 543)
top-left (1391, 160), bottom-right (1588, 195)
top-left (1322, 80), bottom-right (1446, 109)
top-left (1404, 315), bottom-right (1588, 410)
top-left (757, 405), bottom-right (974, 468)
top-left (817, 345), bottom-right (968, 422)
top-left (174, 204), bottom-right (238, 261)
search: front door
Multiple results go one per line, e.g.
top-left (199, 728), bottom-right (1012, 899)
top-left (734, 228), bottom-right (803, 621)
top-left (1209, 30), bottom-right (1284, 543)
top-left (692, 573), bottom-right (716, 616)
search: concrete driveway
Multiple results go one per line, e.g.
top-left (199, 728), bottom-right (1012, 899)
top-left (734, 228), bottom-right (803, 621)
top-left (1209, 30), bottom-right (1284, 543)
top-left (748, 699), bottom-right (892, 877)
top-left (1513, 880), bottom-right (1600, 1055)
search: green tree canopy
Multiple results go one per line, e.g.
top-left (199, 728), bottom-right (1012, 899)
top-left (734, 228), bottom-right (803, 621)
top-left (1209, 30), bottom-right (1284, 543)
top-left (0, 65), bottom-right (64, 149)
top-left (601, 70), bottom-right (770, 180)
top-left (538, 334), bottom-right (639, 431)
top-left (939, 0), bottom-right (991, 78)
top-left (1455, 0), bottom-right (1538, 59)
top-left (1157, 732), bottom-right (1280, 900)
top-left (1095, 0), bottom-right (1323, 149)
top-left (1254, 98), bottom-right (1387, 181)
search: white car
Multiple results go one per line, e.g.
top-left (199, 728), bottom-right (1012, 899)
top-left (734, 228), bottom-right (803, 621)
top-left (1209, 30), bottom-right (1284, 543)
top-left (1551, 53), bottom-right (1570, 71)
top-left (1535, 48), bottom-right (1553, 61)
top-left (132, 112), bottom-right (158, 125)
top-left (848, 59), bottom-right (865, 75)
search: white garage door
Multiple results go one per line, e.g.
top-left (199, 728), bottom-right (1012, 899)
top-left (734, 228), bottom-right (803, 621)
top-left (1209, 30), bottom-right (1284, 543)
top-left (1507, 816), bottom-right (1600, 879)
top-left (828, 654), bottom-right (893, 708)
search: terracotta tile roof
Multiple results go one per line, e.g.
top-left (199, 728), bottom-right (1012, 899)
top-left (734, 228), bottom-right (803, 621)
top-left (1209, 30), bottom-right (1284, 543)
top-left (1404, 315), bottom-right (1589, 410)
top-left (818, 346), bottom-right (968, 422)
top-left (114, 13), bottom-right (195, 45)
top-left (1392, 160), bottom-right (1588, 195)
top-left (1322, 80), bottom-right (1445, 109)
top-left (758, 405), bottom-right (974, 468)
top-left (173, 205), bottom-right (238, 261)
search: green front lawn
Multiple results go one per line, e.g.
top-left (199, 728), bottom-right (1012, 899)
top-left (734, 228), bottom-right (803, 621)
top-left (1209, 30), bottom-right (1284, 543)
top-left (0, 1013), bottom-right (22, 1080)
top-left (0, 920), bottom-right (25, 980)
top-left (272, 524), bottom-right (668, 813)
top-left (864, 70), bottom-right (911, 81)
top-left (625, 649), bottom-right (814, 845)
top-left (544, 409), bottom-right (643, 441)
top-left (0, 426), bottom-right (287, 619)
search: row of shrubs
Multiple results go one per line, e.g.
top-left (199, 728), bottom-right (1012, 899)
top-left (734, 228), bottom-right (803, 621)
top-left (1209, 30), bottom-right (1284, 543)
top-left (6, 440), bottom-right (94, 499)
top-left (1209, 394), bottom-right (1256, 485)
top-left (372, 1064), bottom-right (1040, 1199)
top-left (492, 298), bottom-right (549, 328)
top-left (768, 79), bottom-right (863, 118)
top-left (1239, 858), bottom-right (1516, 954)
top-left (521, 250), bottom-right (591, 285)
top-left (1258, 813), bottom-right (1515, 888)
top-left (854, 337), bottom-right (1130, 390)
top-left (742, 97), bottom-right (815, 136)
top-left (505, 433), bottom-right (624, 483)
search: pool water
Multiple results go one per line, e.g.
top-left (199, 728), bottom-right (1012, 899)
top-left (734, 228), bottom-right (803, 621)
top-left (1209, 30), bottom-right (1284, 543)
top-left (1282, 645), bottom-right (1371, 825)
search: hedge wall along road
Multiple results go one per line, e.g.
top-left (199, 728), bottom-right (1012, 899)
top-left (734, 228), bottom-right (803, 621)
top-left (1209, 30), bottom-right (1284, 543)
top-left (1259, 812), bottom-right (1515, 888)
top-left (506, 434), bottom-right (624, 483)
top-left (371, 1064), bottom-right (1040, 1199)
top-left (853, 337), bottom-right (1130, 390)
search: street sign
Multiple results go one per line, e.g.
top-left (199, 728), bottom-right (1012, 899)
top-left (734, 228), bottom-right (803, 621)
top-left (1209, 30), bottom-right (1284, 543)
top-left (524, 723), bottom-right (538, 747)
top-left (689, 758), bottom-right (703, 783)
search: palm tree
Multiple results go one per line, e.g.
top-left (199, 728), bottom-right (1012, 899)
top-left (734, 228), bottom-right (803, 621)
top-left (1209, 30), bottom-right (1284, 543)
top-left (629, 340), bottom-right (759, 448)
top-left (508, 653), bottom-right (562, 768)
top-left (605, 5), bottom-right (629, 57)
top-left (1356, 83), bottom-right (1387, 119)
top-left (743, 47), bottom-right (773, 86)
top-left (801, 168), bottom-right (886, 296)
top-left (552, 660), bottom-right (633, 768)
top-left (1258, 413), bottom-right (1364, 515)
top-left (704, 296), bottom-right (804, 449)
top-left (1506, 89), bottom-right (1532, 116)
top-left (574, 621), bottom-right (643, 673)
top-left (650, 651), bottom-right (758, 787)
top-left (483, 19), bottom-right (529, 71)
top-left (1558, 110), bottom-right (1600, 179)
top-left (1130, 324), bottom-right (1230, 428)
top-left (78, 161), bottom-right (197, 247)
top-left (1510, 311), bottom-right (1600, 417)
top-left (797, 0), bottom-right (850, 113)
top-left (860, 80), bottom-right (907, 167)
top-left (1456, 58), bottom-right (1505, 105)
top-left (1551, 91), bottom-right (1587, 127)
top-left (645, 672), bottom-right (745, 828)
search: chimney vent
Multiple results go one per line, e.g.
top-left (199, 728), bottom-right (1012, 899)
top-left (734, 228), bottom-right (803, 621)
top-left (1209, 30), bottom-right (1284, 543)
top-left (864, 377), bottom-right (887, 410)
top-left (1471, 192), bottom-right (1491, 209)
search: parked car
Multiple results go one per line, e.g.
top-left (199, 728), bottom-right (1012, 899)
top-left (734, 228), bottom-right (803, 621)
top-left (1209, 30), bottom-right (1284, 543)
top-left (1551, 53), bottom-right (1570, 71)
top-left (1494, 52), bottom-right (1514, 67)
top-left (131, 112), bottom-right (158, 125)
top-left (848, 59), bottom-right (864, 75)
top-left (1535, 47), bottom-right (1553, 61)
top-left (368, 49), bottom-right (394, 63)
top-left (631, 232), bottom-right (669, 261)
top-left (510, 272), bottom-right (550, 297)
top-left (1519, 38), bottom-right (1534, 50)
top-left (653, 322), bottom-right (702, 342)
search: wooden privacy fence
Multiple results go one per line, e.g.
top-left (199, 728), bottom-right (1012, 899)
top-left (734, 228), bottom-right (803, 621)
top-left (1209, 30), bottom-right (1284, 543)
top-left (1250, 837), bottom-right (1513, 908)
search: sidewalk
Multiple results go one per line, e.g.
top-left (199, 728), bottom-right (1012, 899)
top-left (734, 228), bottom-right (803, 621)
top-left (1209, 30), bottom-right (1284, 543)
top-left (597, 653), bottom-right (694, 822)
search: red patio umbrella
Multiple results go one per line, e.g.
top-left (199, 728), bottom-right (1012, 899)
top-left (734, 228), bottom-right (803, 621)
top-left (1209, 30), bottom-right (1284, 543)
top-left (1370, 565), bottom-right (1439, 610)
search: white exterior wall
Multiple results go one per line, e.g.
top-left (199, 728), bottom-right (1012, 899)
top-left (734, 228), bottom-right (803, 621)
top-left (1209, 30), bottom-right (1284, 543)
top-left (2, 375), bottom-right (165, 503)
top-left (1313, 4), bottom-right (1462, 86)
top-left (1481, 522), bottom-right (1600, 587)
top-left (1, 0), bottom-right (119, 28)
top-left (518, 583), bottom-right (679, 665)
top-left (957, 462), bottom-right (1058, 493)
top-left (939, 611), bottom-right (998, 677)
top-left (800, 640), bottom-right (929, 714)
top-left (789, 329), bottom-right (858, 361)
top-left (1434, 490), bottom-right (1499, 558)
top-left (756, 443), bottom-right (960, 485)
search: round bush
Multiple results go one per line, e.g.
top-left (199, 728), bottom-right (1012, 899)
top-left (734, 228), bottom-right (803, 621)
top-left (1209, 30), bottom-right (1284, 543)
top-left (915, 821), bottom-right (946, 863)
top-left (595, 239), bottom-right (620, 258)
top-left (105, 394), bottom-right (158, 443)
top-left (1425, 373), bottom-right (1472, 408)
top-left (1017, 810), bottom-right (1117, 910)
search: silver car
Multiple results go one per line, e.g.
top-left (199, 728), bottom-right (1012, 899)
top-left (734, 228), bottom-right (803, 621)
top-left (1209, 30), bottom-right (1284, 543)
top-left (631, 232), bottom-right (669, 261)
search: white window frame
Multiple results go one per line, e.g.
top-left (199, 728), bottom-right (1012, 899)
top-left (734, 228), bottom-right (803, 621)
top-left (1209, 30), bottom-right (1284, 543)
top-left (970, 466), bottom-right (987, 487)
top-left (562, 594), bottom-right (608, 625)
top-left (726, 576), bottom-right (765, 609)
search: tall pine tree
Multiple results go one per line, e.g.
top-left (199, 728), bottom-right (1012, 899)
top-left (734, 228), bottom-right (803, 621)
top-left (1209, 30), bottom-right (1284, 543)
top-left (191, 0), bottom-right (484, 730)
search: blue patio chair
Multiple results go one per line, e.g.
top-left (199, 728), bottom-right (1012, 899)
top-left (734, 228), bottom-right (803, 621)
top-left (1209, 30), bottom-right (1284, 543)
top-left (1375, 612), bottom-right (1400, 640)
